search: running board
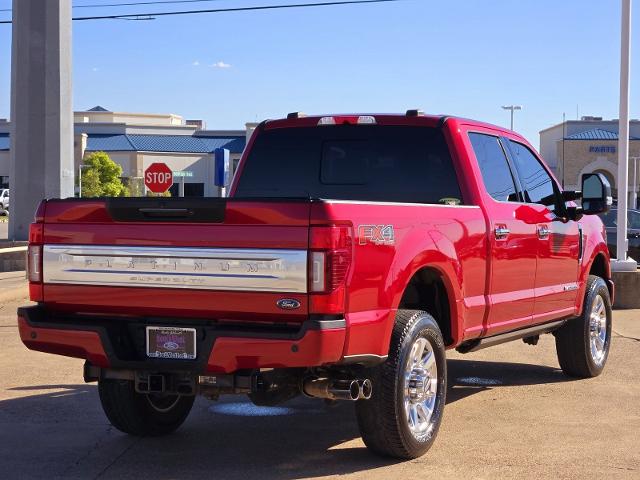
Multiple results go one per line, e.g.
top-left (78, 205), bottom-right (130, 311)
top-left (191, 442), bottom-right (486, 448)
top-left (456, 320), bottom-right (566, 354)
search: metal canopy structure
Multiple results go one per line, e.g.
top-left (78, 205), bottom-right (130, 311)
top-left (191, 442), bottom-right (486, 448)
top-left (9, 0), bottom-right (74, 241)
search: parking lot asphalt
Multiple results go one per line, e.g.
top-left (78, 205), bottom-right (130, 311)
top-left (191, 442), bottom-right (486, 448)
top-left (1, 287), bottom-right (639, 480)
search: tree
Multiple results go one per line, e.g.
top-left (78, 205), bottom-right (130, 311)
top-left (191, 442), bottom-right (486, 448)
top-left (80, 151), bottom-right (127, 197)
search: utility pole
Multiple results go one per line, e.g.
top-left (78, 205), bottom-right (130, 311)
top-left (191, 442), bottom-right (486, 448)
top-left (502, 105), bottom-right (522, 130)
top-left (9, 0), bottom-right (75, 240)
top-left (613, 0), bottom-right (636, 270)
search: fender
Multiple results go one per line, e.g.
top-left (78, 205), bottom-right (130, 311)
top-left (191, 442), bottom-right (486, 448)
top-left (575, 213), bottom-right (612, 314)
top-left (386, 227), bottom-right (468, 350)
top-left (576, 245), bottom-right (612, 315)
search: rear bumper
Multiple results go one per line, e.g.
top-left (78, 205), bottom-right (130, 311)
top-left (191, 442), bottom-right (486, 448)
top-left (17, 306), bottom-right (346, 374)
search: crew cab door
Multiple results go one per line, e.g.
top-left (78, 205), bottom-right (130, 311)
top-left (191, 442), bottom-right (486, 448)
top-left (504, 140), bottom-right (581, 321)
top-left (467, 132), bottom-right (537, 335)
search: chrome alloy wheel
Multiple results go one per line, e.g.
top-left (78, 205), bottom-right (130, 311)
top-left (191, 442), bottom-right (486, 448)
top-left (589, 293), bottom-right (608, 366)
top-left (404, 337), bottom-right (438, 439)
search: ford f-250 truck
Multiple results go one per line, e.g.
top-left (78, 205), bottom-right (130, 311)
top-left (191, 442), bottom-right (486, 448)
top-left (18, 111), bottom-right (614, 459)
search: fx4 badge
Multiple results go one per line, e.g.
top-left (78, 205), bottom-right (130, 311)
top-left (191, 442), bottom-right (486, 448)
top-left (358, 225), bottom-right (395, 245)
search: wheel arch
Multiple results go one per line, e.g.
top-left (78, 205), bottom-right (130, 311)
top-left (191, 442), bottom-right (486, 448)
top-left (395, 265), bottom-right (460, 348)
top-left (578, 249), bottom-right (613, 313)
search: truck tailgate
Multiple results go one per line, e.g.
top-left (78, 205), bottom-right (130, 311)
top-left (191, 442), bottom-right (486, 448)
top-left (39, 198), bottom-right (311, 322)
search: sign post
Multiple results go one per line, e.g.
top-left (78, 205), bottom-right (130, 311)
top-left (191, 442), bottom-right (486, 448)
top-left (144, 163), bottom-right (173, 194)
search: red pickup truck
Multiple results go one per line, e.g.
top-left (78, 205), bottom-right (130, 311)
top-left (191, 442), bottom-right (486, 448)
top-left (18, 112), bottom-right (613, 459)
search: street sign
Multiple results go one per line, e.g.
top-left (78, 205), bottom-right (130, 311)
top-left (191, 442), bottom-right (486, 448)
top-left (172, 170), bottom-right (193, 178)
top-left (145, 163), bottom-right (173, 193)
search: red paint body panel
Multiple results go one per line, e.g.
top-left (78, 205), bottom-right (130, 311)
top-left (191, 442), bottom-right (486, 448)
top-left (206, 328), bottom-right (346, 373)
top-left (18, 316), bottom-right (110, 367)
top-left (20, 113), bottom-right (612, 374)
top-left (42, 285), bottom-right (308, 322)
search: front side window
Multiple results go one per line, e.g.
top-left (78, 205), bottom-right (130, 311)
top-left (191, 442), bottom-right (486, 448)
top-left (469, 133), bottom-right (518, 202)
top-left (508, 140), bottom-right (559, 211)
top-left (628, 210), bottom-right (640, 229)
top-left (599, 209), bottom-right (616, 227)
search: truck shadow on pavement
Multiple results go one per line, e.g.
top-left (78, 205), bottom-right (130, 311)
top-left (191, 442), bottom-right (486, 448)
top-left (1, 359), bottom-right (572, 479)
top-left (446, 358), bottom-right (572, 404)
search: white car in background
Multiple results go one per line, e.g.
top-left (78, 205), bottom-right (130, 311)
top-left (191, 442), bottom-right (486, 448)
top-left (0, 189), bottom-right (9, 214)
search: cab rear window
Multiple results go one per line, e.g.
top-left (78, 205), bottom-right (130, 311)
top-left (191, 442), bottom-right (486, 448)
top-left (235, 125), bottom-right (463, 205)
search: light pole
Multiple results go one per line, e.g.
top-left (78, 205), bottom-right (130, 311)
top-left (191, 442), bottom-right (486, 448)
top-left (502, 105), bottom-right (522, 130)
top-left (613, 0), bottom-right (636, 270)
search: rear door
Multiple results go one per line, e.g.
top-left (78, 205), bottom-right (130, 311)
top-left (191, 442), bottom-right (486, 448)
top-left (504, 139), bottom-right (581, 321)
top-left (467, 131), bottom-right (537, 335)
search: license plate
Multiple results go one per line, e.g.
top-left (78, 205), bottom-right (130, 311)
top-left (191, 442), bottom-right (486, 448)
top-left (146, 326), bottom-right (197, 360)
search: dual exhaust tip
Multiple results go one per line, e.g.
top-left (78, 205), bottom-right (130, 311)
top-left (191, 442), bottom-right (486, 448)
top-left (303, 377), bottom-right (372, 401)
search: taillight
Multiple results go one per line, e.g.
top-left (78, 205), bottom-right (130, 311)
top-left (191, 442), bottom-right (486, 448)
top-left (309, 225), bottom-right (353, 314)
top-left (28, 204), bottom-right (46, 301)
top-left (27, 245), bottom-right (42, 283)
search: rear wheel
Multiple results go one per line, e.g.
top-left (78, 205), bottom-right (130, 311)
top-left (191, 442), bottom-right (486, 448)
top-left (98, 379), bottom-right (195, 436)
top-left (355, 310), bottom-right (447, 459)
top-left (555, 275), bottom-right (612, 378)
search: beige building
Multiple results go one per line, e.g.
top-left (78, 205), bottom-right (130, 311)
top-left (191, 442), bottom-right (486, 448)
top-left (540, 117), bottom-right (640, 205)
top-left (1, 106), bottom-right (257, 196)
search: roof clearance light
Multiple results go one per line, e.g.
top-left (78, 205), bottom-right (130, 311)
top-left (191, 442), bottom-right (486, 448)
top-left (357, 116), bottom-right (377, 124)
top-left (318, 117), bottom-right (337, 126)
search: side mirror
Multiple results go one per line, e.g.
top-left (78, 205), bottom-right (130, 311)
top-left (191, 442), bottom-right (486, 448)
top-left (581, 173), bottom-right (612, 215)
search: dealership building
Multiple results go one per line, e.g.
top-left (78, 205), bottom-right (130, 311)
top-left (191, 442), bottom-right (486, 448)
top-left (539, 117), bottom-right (640, 202)
top-left (0, 106), bottom-right (255, 196)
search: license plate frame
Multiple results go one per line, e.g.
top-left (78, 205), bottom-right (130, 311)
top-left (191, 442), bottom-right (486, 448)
top-left (146, 326), bottom-right (197, 360)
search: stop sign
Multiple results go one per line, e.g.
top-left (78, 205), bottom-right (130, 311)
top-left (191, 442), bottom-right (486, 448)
top-left (144, 163), bottom-right (173, 193)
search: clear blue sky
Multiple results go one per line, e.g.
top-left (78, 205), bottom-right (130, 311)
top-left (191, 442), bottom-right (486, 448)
top-left (0, 0), bottom-right (638, 148)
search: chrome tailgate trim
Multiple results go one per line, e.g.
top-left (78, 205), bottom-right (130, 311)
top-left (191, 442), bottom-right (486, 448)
top-left (43, 245), bottom-right (308, 293)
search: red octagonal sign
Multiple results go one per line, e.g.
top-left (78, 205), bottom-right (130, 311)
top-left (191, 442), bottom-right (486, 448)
top-left (145, 163), bottom-right (173, 193)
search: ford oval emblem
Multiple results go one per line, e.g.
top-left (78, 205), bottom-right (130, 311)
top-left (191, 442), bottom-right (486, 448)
top-left (163, 341), bottom-right (180, 351)
top-left (277, 299), bottom-right (301, 310)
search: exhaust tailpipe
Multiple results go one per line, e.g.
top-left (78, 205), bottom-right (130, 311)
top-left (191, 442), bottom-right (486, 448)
top-left (357, 379), bottom-right (373, 400)
top-left (303, 378), bottom-right (372, 401)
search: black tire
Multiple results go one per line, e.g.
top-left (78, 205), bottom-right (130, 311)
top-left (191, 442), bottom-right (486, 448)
top-left (555, 275), bottom-right (612, 378)
top-left (355, 310), bottom-right (447, 459)
top-left (98, 379), bottom-right (195, 436)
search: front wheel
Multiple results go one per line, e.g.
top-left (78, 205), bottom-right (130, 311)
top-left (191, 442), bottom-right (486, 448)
top-left (555, 275), bottom-right (612, 378)
top-left (355, 310), bottom-right (447, 459)
top-left (98, 379), bottom-right (195, 436)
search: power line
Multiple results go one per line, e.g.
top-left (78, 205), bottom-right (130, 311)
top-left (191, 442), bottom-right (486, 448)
top-left (0, 0), bottom-right (402, 22)
top-left (0, 0), bottom-right (230, 12)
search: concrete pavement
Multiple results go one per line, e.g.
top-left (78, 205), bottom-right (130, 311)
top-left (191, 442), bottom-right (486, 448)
top-left (0, 271), bottom-right (27, 302)
top-left (0, 289), bottom-right (639, 479)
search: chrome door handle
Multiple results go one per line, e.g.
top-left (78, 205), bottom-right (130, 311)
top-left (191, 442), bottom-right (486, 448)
top-left (495, 226), bottom-right (510, 240)
top-left (538, 225), bottom-right (550, 240)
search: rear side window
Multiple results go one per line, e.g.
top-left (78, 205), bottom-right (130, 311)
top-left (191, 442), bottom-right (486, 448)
top-left (469, 133), bottom-right (518, 202)
top-left (235, 126), bottom-right (463, 205)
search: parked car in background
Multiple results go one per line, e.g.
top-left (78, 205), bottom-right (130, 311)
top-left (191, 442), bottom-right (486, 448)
top-left (599, 208), bottom-right (640, 261)
top-left (0, 189), bottom-right (9, 214)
